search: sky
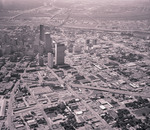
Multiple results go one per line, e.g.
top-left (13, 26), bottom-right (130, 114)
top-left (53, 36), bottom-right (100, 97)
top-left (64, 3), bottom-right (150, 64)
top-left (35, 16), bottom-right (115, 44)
top-left (0, 0), bottom-right (149, 10)
top-left (0, 0), bottom-right (44, 10)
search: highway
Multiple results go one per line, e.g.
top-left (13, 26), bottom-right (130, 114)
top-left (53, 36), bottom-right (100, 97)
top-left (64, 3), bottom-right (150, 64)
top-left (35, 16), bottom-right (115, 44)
top-left (6, 80), bottom-right (20, 130)
top-left (49, 8), bottom-right (65, 21)
top-left (9, 6), bottom-right (45, 21)
top-left (6, 60), bottom-right (26, 130)
top-left (63, 25), bottom-right (150, 34)
top-left (71, 84), bottom-right (150, 98)
top-left (46, 66), bottom-right (112, 130)
top-left (67, 84), bottom-right (113, 130)
top-left (56, 9), bottom-right (71, 27)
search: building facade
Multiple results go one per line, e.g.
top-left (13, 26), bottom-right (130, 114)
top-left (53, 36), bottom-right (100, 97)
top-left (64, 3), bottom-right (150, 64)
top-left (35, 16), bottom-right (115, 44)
top-left (48, 53), bottom-right (53, 68)
top-left (55, 43), bottom-right (65, 65)
top-left (45, 32), bottom-right (53, 53)
top-left (40, 25), bottom-right (44, 41)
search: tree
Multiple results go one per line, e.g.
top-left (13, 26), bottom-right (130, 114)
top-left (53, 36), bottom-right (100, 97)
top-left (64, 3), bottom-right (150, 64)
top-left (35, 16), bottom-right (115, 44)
top-left (58, 102), bottom-right (66, 113)
top-left (142, 112), bottom-right (146, 117)
top-left (112, 93), bottom-right (115, 96)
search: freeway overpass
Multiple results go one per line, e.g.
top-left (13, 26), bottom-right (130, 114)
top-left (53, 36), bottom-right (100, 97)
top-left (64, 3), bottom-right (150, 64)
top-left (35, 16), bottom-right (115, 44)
top-left (9, 6), bottom-right (45, 21)
top-left (63, 25), bottom-right (150, 34)
top-left (71, 84), bottom-right (150, 98)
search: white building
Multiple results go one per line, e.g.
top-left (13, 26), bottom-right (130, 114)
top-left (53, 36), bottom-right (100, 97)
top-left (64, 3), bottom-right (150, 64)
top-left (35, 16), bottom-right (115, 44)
top-left (48, 53), bottom-right (53, 68)
top-left (0, 99), bottom-right (6, 120)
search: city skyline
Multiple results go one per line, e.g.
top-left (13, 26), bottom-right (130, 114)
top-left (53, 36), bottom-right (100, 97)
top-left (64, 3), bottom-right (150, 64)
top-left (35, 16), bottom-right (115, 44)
top-left (0, 0), bottom-right (150, 130)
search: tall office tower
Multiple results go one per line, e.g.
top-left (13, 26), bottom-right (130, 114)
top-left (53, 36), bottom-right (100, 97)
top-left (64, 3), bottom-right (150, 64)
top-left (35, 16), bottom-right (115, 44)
top-left (40, 25), bottom-right (44, 41)
top-left (38, 45), bottom-right (44, 55)
top-left (0, 48), bottom-right (3, 57)
top-left (45, 32), bottom-right (53, 53)
top-left (39, 56), bottom-right (44, 66)
top-left (37, 53), bottom-right (44, 66)
top-left (48, 53), bottom-right (53, 68)
top-left (55, 43), bottom-right (65, 65)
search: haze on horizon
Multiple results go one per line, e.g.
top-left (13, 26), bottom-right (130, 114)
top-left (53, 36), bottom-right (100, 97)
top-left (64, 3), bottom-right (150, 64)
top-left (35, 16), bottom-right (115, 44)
top-left (0, 0), bottom-right (150, 10)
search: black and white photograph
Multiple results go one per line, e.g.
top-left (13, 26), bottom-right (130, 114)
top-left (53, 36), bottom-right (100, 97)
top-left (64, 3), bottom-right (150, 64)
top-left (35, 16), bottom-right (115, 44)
top-left (0, 0), bottom-right (150, 130)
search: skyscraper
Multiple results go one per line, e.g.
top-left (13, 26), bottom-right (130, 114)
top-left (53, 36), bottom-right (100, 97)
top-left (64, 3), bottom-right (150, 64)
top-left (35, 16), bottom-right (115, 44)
top-left (39, 56), bottom-right (44, 66)
top-left (38, 45), bottom-right (44, 55)
top-left (48, 53), bottom-right (53, 68)
top-left (55, 43), bottom-right (65, 65)
top-left (40, 25), bottom-right (44, 41)
top-left (45, 32), bottom-right (53, 53)
top-left (0, 48), bottom-right (3, 57)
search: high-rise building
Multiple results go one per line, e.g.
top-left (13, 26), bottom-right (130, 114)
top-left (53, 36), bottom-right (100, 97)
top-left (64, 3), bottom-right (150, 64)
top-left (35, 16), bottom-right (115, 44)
top-left (39, 56), bottom-right (44, 66)
top-left (0, 48), bottom-right (3, 57)
top-left (45, 32), bottom-right (53, 53)
top-left (36, 53), bottom-right (44, 66)
top-left (38, 45), bottom-right (44, 55)
top-left (40, 25), bottom-right (44, 41)
top-left (55, 43), bottom-right (65, 65)
top-left (48, 53), bottom-right (53, 68)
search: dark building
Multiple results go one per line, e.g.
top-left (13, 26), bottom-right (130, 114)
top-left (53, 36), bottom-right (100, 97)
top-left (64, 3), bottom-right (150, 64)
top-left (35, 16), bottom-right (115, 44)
top-left (45, 32), bottom-right (53, 53)
top-left (40, 25), bottom-right (44, 41)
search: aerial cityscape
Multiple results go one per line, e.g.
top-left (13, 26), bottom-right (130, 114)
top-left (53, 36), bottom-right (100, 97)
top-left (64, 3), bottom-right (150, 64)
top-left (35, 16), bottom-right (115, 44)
top-left (0, 0), bottom-right (150, 130)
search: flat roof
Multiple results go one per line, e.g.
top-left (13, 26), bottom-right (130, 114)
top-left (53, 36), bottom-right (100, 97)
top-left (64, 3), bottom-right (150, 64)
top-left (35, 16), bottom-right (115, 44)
top-left (99, 105), bottom-right (106, 110)
top-left (56, 43), bottom-right (65, 46)
top-left (45, 32), bottom-right (51, 35)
